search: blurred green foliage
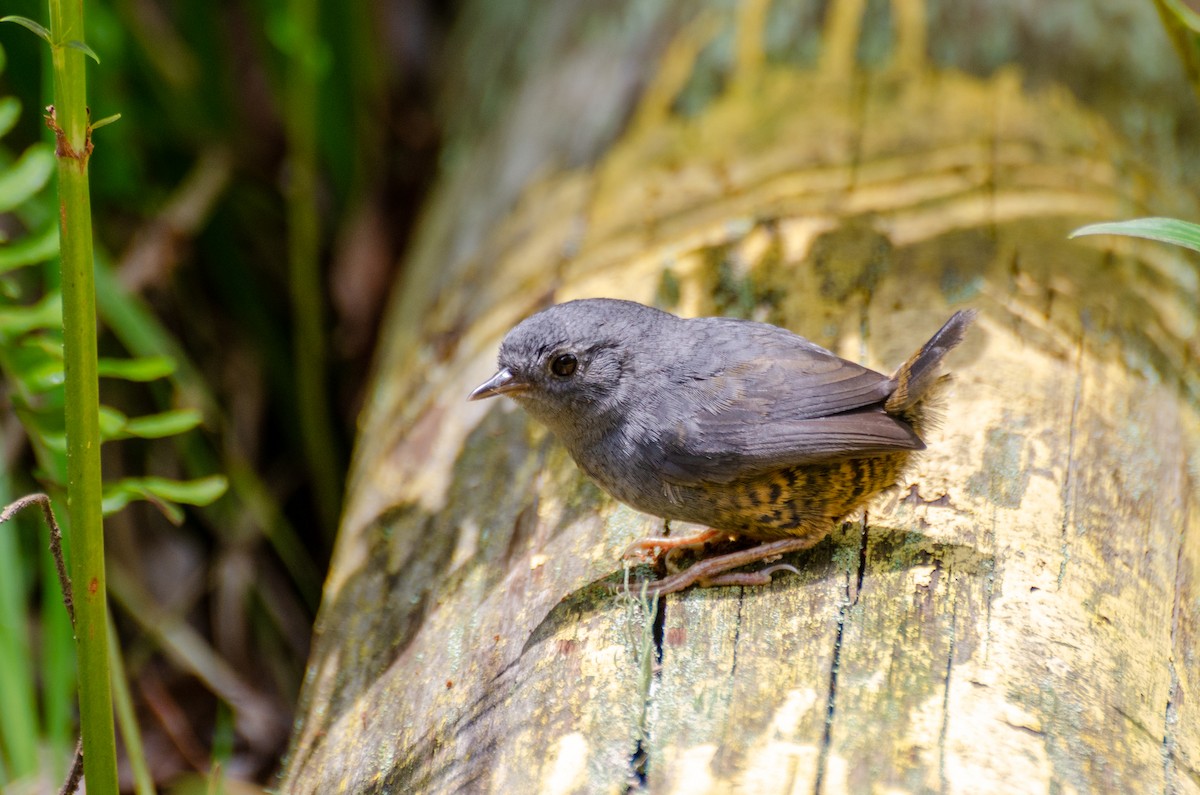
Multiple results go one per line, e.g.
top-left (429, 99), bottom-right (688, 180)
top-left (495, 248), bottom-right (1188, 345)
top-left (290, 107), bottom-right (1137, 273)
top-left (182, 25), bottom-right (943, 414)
top-left (1155, 0), bottom-right (1200, 102)
top-left (0, 0), bottom-right (443, 787)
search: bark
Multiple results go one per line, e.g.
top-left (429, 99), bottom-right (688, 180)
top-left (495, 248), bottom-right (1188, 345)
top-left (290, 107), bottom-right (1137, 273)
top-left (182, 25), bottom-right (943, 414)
top-left (280, 0), bottom-right (1200, 792)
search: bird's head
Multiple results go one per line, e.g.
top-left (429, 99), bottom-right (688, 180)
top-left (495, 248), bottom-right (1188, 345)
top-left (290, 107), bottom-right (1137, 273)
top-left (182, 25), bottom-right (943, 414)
top-left (469, 299), bottom-right (669, 440)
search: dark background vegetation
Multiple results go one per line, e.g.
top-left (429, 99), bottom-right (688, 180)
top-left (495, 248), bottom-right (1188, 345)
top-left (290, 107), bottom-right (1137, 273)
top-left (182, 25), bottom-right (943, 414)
top-left (1, 0), bottom-right (451, 788)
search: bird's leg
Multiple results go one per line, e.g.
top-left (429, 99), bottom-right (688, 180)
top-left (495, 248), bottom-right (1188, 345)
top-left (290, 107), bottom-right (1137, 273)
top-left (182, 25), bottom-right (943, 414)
top-left (624, 536), bottom-right (823, 596)
top-left (621, 528), bottom-right (728, 565)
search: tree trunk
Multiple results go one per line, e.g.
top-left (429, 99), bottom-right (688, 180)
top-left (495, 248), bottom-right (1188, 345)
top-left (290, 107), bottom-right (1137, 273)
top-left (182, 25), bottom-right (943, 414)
top-left (280, 1), bottom-right (1200, 791)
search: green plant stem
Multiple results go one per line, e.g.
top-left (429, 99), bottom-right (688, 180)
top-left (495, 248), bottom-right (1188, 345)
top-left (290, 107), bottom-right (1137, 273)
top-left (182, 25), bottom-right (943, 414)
top-left (286, 0), bottom-right (342, 540)
top-left (47, 0), bottom-right (119, 789)
top-left (108, 614), bottom-right (156, 795)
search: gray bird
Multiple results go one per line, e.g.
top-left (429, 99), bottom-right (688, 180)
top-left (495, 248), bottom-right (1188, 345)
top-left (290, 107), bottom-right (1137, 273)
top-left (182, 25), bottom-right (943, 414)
top-left (470, 299), bottom-right (975, 594)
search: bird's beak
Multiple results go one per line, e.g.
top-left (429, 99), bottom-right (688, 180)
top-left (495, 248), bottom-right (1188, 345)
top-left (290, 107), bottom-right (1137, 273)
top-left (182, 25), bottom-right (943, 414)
top-left (468, 368), bottom-right (528, 401)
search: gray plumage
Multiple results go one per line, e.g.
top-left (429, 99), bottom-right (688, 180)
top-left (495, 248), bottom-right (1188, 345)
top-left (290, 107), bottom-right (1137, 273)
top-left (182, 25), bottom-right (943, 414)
top-left (470, 299), bottom-right (974, 540)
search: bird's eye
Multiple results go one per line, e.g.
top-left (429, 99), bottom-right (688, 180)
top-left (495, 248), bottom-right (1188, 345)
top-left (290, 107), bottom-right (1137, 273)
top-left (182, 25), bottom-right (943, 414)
top-left (550, 352), bottom-right (578, 377)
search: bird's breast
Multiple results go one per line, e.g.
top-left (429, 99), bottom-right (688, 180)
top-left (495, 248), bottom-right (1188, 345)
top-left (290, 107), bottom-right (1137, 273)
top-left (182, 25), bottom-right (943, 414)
top-left (566, 424), bottom-right (669, 513)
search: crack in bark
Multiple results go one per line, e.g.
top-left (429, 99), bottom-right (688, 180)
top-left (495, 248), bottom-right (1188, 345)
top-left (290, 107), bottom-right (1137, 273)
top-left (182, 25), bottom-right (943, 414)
top-left (1162, 457), bottom-right (1192, 790)
top-left (814, 526), bottom-right (868, 794)
top-left (813, 605), bottom-right (846, 795)
top-left (625, 590), bottom-right (665, 793)
top-left (853, 519), bottom-right (869, 606)
top-left (984, 506), bottom-right (996, 665)
top-left (938, 586), bottom-right (958, 794)
top-left (729, 588), bottom-right (745, 679)
top-left (1057, 333), bottom-right (1084, 588)
top-left (1163, 658), bottom-right (1182, 787)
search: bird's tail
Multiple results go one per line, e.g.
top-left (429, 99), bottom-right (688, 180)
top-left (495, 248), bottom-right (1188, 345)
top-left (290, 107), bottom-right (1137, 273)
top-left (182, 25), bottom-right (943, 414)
top-left (885, 309), bottom-right (977, 419)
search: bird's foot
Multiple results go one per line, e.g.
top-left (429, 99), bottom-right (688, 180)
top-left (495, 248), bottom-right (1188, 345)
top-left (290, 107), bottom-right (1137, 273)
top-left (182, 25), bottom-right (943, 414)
top-left (621, 528), bottom-right (727, 565)
top-left (620, 537), bottom-right (819, 597)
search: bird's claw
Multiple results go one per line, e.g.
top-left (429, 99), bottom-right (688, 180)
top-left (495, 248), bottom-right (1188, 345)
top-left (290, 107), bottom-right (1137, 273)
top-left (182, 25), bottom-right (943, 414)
top-left (614, 537), bottom-right (819, 596)
top-left (621, 539), bottom-right (668, 564)
top-left (620, 528), bottom-right (727, 565)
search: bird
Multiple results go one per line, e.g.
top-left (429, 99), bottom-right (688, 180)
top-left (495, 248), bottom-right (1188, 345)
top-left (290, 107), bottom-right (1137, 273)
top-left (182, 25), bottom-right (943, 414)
top-left (469, 298), bottom-right (975, 595)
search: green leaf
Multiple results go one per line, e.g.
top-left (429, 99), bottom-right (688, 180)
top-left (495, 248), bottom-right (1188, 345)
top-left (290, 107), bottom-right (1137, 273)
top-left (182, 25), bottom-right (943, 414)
top-left (89, 113), bottom-right (121, 131)
top-left (0, 226), bottom-right (59, 275)
top-left (97, 355), bottom-right (176, 382)
top-left (0, 96), bottom-right (22, 139)
top-left (98, 406), bottom-right (129, 439)
top-left (122, 409), bottom-right (202, 439)
top-left (19, 358), bottom-right (64, 393)
top-left (92, 406), bottom-right (201, 441)
top-left (21, 333), bottom-right (64, 359)
top-left (4, 334), bottom-right (66, 393)
top-left (265, 13), bottom-right (331, 75)
top-left (0, 143), bottom-right (55, 213)
top-left (0, 292), bottom-right (61, 338)
top-left (102, 475), bottom-right (229, 522)
top-left (1069, 217), bottom-right (1200, 254)
top-left (139, 475), bottom-right (228, 506)
top-left (0, 16), bottom-right (51, 44)
top-left (101, 481), bottom-right (183, 524)
top-left (100, 488), bottom-right (146, 520)
top-left (64, 39), bottom-right (100, 64)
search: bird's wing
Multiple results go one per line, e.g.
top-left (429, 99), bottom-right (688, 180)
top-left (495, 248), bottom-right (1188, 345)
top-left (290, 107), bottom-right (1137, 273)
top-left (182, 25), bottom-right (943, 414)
top-left (648, 321), bottom-right (923, 485)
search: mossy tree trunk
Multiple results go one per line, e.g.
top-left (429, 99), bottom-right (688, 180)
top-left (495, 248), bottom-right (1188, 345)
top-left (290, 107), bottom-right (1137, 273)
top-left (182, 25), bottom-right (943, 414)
top-left (280, 1), bottom-right (1200, 791)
